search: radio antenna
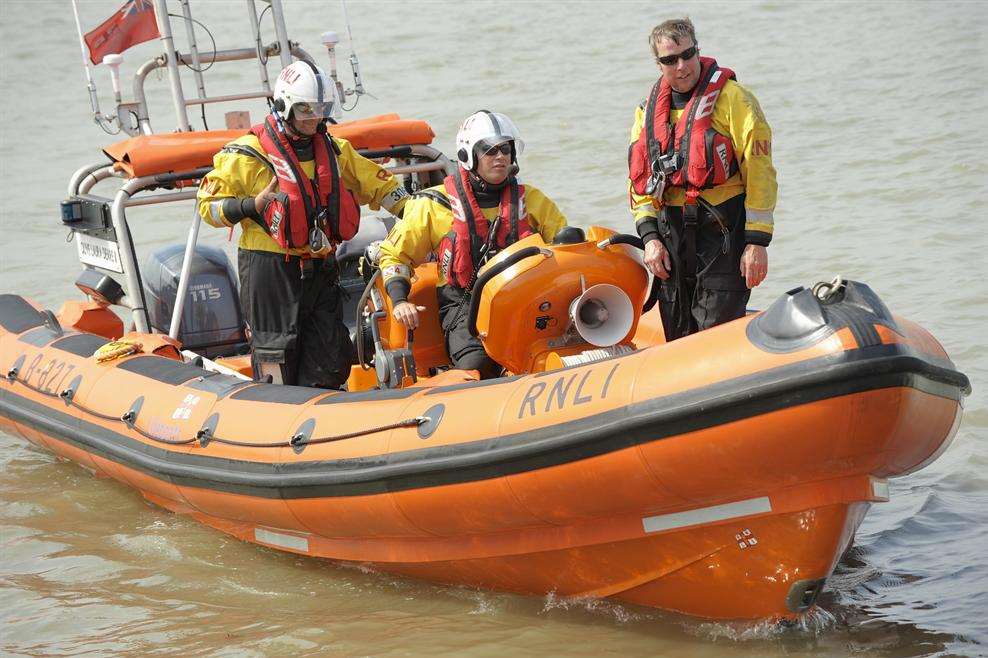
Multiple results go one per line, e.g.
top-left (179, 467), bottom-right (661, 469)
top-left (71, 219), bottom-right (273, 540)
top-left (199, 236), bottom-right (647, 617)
top-left (340, 0), bottom-right (356, 49)
top-left (338, 0), bottom-right (375, 105)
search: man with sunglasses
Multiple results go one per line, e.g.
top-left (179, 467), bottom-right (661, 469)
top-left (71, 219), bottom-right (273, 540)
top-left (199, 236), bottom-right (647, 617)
top-left (378, 111), bottom-right (567, 379)
top-left (197, 61), bottom-right (408, 388)
top-left (628, 18), bottom-right (777, 341)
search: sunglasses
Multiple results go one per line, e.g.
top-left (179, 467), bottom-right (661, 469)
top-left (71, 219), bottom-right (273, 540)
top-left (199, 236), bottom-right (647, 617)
top-left (656, 45), bottom-right (698, 66)
top-left (483, 142), bottom-right (513, 157)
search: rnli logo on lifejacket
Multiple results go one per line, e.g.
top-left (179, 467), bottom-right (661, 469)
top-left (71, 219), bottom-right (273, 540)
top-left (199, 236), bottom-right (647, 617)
top-left (267, 154), bottom-right (297, 183)
top-left (517, 363), bottom-right (620, 418)
top-left (269, 207), bottom-right (284, 236)
top-left (439, 246), bottom-right (452, 280)
top-left (694, 89), bottom-right (721, 120)
top-left (716, 142), bottom-right (730, 175)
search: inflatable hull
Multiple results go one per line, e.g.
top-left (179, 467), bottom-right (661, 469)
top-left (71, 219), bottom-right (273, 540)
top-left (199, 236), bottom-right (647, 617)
top-left (0, 285), bottom-right (969, 620)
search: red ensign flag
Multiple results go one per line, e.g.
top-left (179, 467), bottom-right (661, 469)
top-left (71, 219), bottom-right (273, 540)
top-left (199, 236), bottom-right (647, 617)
top-left (84, 0), bottom-right (160, 65)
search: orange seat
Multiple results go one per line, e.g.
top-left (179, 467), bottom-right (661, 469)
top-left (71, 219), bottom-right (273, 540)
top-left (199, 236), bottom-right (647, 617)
top-left (377, 262), bottom-right (450, 375)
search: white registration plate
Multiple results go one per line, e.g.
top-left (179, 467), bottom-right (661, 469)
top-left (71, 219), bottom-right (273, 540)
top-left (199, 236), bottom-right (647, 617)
top-left (76, 232), bottom-right (123, 273)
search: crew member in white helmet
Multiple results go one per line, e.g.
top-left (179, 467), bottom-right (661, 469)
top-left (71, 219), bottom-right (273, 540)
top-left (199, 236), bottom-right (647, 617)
top-left (197, 60), bottom-right (408, 388)
top-left (378, 110), bottom-right (567, 379)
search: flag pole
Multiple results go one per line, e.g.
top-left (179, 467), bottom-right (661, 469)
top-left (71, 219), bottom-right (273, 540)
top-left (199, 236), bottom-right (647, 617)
top-left (150, 0), bottom-right (192, 131)
top-left (177, 0), bottom-right (207, 109)
top-left (70, 0), bottom-right (105, 124)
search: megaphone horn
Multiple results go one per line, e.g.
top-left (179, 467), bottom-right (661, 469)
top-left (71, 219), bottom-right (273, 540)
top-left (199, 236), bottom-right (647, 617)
top-left (569, 284), bottom-right (634, 347)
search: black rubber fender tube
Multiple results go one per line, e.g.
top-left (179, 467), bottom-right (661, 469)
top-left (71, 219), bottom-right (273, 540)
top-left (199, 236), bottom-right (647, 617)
top-left (467, 246), bottom-right (548, 338)
top-left (602, 233), bottom-right (645, 250)
top-left (597, 234), bottom-right (661, 313)
top-left (357, 146), bottom-right (414, 160)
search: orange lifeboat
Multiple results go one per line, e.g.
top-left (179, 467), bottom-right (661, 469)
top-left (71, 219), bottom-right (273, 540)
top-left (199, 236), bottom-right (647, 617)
top-left (0, 228), bottom-right (970, 621)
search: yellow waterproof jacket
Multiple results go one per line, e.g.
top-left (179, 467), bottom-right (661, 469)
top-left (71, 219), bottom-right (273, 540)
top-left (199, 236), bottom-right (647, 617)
top-left (379, 183), bottom-right (567, 289)
top-left (197, 133), bottom-right (407, 256)
top-left (628, 78), bottom-right (777, 244)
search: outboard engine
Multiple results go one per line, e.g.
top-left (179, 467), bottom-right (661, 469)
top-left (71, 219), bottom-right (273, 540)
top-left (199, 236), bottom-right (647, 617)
top-left (143, 245), bottom-right (248, 358)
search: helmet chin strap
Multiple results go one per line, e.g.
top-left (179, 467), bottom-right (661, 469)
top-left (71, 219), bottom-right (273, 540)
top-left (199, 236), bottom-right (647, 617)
top-left (281, 115), bottom-right (319, 142)
top-left (468, 162), bottom-right (518, 193)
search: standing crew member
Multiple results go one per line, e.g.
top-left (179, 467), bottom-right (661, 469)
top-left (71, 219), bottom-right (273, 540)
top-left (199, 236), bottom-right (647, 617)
top-left (378, 111), bottom-right (567, 379)
top-left (197, 61), bottom-right (408, 388)
top-left (628, 18), bottom-right (777, 341)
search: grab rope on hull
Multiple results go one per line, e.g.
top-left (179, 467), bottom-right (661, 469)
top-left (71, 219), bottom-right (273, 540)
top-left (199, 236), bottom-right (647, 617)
top-left (2, 370), bottom-right (425, 449)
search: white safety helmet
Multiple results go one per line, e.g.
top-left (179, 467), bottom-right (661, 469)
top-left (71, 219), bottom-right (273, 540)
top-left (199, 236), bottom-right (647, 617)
top-left (272, 60), bottom-right (341, 122)
top-left (455, 111), bottom-right (525, 171)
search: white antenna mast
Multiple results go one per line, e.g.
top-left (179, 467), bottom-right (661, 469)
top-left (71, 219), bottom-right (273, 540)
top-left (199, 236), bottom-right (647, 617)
top-left (339, 0), bottom-right (374, 103)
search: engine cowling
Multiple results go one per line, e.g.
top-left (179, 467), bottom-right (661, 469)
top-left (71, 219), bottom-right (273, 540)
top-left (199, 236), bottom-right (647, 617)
top-left (473, 227), bottom-right (649, 374)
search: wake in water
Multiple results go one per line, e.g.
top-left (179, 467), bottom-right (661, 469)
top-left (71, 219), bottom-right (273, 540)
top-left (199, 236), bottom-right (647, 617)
top-left (688, 607), bottom-right (838, 642)
top-left (541, 590), bottom-right (649, 625)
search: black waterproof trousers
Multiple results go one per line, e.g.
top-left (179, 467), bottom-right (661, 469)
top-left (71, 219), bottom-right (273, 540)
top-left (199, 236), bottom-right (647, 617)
top-left (656, 194), bottom-right (751, 342)
top-left (436, 285), bottom-right (501, 380)
top-left (238, 249), bottom-right (355, 388)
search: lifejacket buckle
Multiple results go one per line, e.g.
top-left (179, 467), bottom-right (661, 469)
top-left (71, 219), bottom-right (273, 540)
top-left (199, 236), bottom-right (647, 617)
top-left (314, 207), bottom-right (328, 228)
top-left (644, 167), bottom-right (666, 198)
top-left (656, 151), bottom-right (682, 176)
top-left (309, 226), bottom-right (325, 253)
top-left (646, 152), bottom-right (681, 197)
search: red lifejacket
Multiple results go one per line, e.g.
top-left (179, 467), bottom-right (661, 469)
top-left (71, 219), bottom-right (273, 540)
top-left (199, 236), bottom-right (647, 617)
top-left (251, 115), bottom-right (360, 250)
top-left (436, 168), bottom-right (534, 289)
top-left (628, 57), bottom-right (739, 201)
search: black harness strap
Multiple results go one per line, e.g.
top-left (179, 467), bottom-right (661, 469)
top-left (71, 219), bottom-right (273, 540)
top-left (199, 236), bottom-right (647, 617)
top-left (412, 189), bottom-right (453, 210)
top-left (643, 79), bottom-right (664, 171)
top-left (683, 204), bottom-right (699, 280)
top-left (319, 133), bottom-right (343, 242)
top-left (507, 181), bottom-right (520, 244)
top-left (221, 144), bottom-right (274, 173)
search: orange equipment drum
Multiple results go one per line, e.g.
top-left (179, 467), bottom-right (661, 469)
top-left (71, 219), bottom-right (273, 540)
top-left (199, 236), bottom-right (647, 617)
top-left (472, 229), bottom-right (649, 374)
